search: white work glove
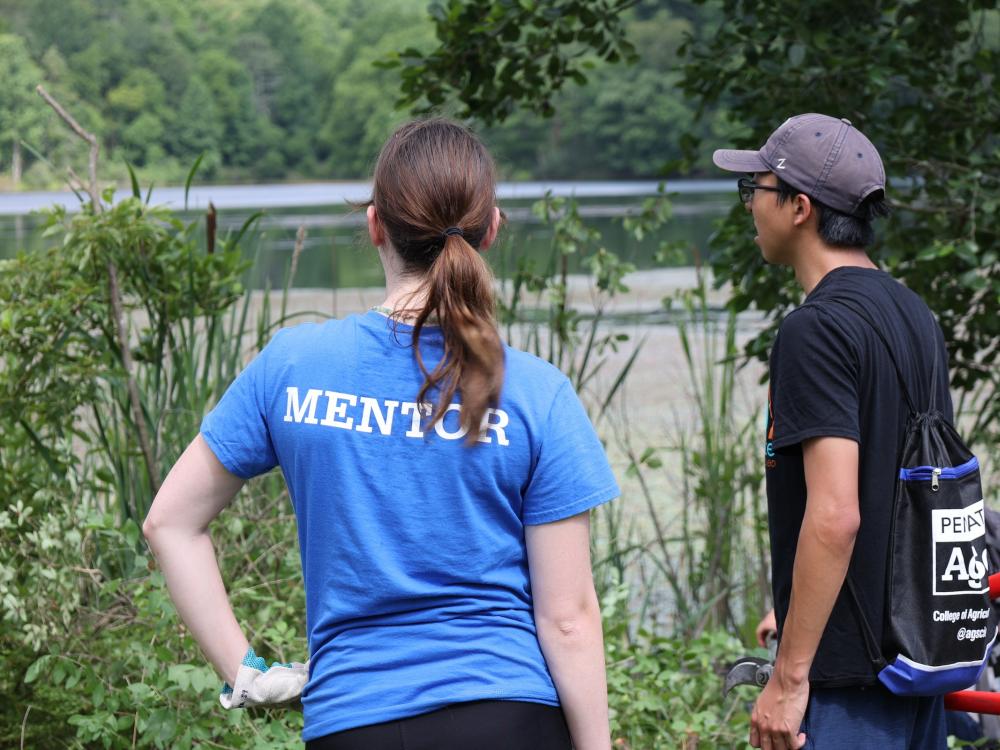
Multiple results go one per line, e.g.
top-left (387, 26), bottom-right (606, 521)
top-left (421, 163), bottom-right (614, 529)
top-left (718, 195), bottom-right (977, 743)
top-left (219, 647), bottom-right (309, 709)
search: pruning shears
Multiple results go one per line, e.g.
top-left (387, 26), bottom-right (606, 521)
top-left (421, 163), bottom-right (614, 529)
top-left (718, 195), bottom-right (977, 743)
top-left (724, 573), bottom-right (1000, 715)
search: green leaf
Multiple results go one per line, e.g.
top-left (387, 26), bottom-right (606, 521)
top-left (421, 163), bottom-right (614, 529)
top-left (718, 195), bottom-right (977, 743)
top-left (126, 162), bottom-right (141, 200)
top-left (184, 154), bottom-right (205, 211)
top-left (24, 654), bottom-right (52, 684)
top-left (167, 664), bottom-right (191, 690)
top-left (228, 211), bottom-right (263, 251)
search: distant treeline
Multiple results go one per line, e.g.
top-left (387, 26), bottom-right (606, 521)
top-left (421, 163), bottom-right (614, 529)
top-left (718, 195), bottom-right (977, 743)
top-left (0, 0), bottom-right (726, 188)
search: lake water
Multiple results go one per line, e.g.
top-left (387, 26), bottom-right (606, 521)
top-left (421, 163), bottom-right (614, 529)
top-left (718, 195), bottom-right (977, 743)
top-left (0, 180), bottom-right (737, 289)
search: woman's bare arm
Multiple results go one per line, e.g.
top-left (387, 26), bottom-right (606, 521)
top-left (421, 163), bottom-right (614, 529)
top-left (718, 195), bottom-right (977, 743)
top-left (142, 434), bottom-right (248, 685)
top-left (526, 511), bottom-right (611, 750)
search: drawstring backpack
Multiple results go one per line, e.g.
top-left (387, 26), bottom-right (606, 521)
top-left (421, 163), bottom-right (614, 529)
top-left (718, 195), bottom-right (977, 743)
top-left (821, 297), bottom-right (997, 696)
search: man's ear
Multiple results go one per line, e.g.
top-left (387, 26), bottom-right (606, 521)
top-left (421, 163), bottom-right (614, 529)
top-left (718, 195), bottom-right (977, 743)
top-left (791, 193), bottom-right (815, 227)
top-left (367, 205), bottom-right (385, 247)
top-left (480, 206), bottom-right (502, 251)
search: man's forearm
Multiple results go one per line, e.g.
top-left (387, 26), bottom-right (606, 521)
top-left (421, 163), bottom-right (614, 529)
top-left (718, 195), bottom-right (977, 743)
top-left (145, 528), bottom-right (248, 685)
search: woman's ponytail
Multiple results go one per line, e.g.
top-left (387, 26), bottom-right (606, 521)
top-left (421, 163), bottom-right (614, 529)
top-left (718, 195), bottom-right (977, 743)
top-left (369, 118), bottom-right (505, 442)
top-left (413, 233), bottom-right (504, 437)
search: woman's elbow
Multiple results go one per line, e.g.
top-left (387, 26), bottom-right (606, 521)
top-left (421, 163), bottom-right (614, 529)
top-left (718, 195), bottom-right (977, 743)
top-left (142, 505), bottom-right (179, 544)
top-left (538, 614), bottom-right (584, 639)
top-left (536, 597), bottom-right (601, 642)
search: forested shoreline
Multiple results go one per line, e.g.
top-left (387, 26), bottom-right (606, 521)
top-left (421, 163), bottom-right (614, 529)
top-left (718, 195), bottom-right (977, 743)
top-left (0, 0), bottom-right (724, 189)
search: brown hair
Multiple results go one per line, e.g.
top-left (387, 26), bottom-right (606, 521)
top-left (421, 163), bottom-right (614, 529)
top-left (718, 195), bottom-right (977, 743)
top-left (370, 118), bottom-right (504, 439)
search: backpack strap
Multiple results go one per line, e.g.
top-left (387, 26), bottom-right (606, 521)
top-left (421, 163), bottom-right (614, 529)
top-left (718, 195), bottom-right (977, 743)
top-left (927, 316), bottom-right (942, 414)
top-left (807, 297), bottom-right (924, 416)
top-left (803, 295), bottom-right (936, 679)
top-left (845, 575), bottom-right (888, 674)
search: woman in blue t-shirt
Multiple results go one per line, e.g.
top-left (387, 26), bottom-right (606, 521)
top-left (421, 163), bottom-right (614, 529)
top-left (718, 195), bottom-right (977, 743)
top-left (143, 119), bottom-right (619, 750)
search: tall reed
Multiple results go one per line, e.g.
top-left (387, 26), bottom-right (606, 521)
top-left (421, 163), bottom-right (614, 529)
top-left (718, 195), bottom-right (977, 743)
top-left (597, 267), bottom-right (767, 641)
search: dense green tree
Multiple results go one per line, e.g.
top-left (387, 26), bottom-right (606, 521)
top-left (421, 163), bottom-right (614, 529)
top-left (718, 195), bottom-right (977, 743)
top-left (487, 8), bottom-right (700, 178)
top-left (381, 0), bottom-right (640, 124)
top-left (0, 34), bottom-right (47, 185)
top-left (317, 0), bottom-right (436, 177)
top-left (0, 0), bottom-right (94, 59)
top-left (116, 3), bottom-right (196, 102)
top-left (245, 0), bottom-right (343, 173)
top-left (195, 49), bottom-right (268, 173)
top-left (106, 68), bottom-right (170, 163)
top-left (167, 76), bottom-right (223, 172)
top-left (0, 0), bottom-right (721, 184)
top-left (678, 0), bottom-right (999, 444)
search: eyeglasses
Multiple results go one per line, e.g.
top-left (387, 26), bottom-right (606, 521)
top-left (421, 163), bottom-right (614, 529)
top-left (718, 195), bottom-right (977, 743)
top-left (738, 177), bottom-right (782, 204)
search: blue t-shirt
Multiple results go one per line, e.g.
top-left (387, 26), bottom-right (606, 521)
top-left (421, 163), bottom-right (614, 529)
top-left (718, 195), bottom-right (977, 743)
top-left (201, 311), bottom-right (619, 740)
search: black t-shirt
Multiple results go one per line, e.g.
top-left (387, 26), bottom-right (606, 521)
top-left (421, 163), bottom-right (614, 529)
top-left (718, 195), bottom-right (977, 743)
top-left (765, 266), bottom-right (953, 687)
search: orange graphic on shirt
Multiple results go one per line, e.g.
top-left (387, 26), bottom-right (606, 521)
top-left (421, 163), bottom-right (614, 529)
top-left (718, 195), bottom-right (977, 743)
top-left (767, 386), bottom-right (775, 441)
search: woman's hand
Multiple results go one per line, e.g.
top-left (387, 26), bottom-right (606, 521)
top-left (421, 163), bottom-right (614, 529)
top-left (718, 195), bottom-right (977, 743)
top-left (219, 647), bottom-right (310, 709)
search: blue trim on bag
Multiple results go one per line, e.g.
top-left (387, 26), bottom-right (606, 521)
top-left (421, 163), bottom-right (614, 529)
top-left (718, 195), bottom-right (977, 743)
top-left (898, 456), bottom-right (979, 481)
top-left (877, 627), bottom-right (997, 696)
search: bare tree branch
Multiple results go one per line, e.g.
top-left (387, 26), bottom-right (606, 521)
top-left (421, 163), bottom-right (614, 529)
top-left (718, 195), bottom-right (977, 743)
top-left (36, 84), bottom-right (162, 495)
top-left (65, 166), bottom-right (87, 196)
top-left (36, 85), bottom-right (101, 211)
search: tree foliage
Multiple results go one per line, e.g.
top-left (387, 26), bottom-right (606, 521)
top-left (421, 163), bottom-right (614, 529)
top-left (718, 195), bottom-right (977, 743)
top-left (0, 175), bottom-right (291, 748)
top-left (480, 5), bottom-right (730, 178)
top-left (677, 0), bottom-right (1000, 445)
top-left (379, 0), bottom-right (639, 124)
top-left (0, 33), bottom-right (47, 182)
top-left (0, 0), bottom-right (418, 184)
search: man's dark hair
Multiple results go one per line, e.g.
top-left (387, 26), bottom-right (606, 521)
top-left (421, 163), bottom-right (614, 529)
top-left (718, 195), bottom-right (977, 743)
top-left (775, 177), bottom-right (890, 248)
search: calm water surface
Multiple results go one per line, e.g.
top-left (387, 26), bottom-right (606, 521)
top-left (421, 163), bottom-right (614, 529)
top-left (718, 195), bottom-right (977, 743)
top-left (0, 181), bottom-right (737, 289)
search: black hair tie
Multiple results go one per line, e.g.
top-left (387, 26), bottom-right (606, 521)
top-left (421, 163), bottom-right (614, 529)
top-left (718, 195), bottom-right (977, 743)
top-left (442, 226), bottom-right (464, 239)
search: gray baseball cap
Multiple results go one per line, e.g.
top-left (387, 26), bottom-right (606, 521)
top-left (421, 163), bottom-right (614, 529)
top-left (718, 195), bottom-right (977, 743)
top-left (713, 113), bottom-right (886, 217)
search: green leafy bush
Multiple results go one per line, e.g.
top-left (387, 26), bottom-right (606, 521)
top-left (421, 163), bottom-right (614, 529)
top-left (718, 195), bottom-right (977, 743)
top-left (604, 585), bottom-right (754, 749)
top-left (2, 476), bottom-right (307, 749)
top-left (0, 182), bottom-right (287, 747)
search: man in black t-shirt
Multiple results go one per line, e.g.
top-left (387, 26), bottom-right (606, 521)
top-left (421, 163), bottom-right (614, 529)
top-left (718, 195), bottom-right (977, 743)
top-left (714, 114), bottom-right (950, 750)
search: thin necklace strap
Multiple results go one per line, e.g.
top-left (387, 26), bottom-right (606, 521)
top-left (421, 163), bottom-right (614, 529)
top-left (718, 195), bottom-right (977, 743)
top-left (370, 305), bottom-right (437, 324)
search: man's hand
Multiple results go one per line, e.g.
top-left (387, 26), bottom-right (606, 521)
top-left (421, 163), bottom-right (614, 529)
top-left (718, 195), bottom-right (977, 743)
top-left (749, 672), bottom-right (808, 750)
top-left (219, 647), bottom-right (309, 709)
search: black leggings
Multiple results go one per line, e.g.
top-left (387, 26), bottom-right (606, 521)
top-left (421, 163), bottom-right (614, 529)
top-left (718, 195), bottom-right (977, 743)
top-left (305, 700), bottom-right (572, 750)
